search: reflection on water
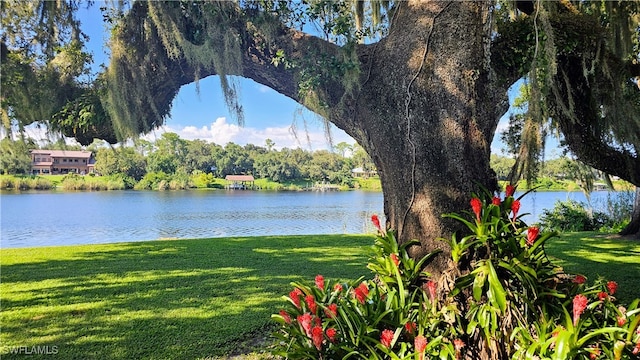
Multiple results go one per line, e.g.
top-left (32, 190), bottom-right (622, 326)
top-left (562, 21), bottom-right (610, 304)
top-left (1, 190), bottom-right (384, 248)
top-left (0, 189), bottom-right (628, 248)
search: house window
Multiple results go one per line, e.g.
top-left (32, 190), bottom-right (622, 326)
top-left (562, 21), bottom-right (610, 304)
top-left (74, 159), bottom-right (78, 162)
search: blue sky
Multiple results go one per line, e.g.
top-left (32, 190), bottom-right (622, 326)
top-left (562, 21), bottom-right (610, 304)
top-left (52, 4), bottom-right (527, 154)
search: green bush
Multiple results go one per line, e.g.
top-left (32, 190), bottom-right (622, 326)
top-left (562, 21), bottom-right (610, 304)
top-left (540, 200), bottom-right (603, 231)
top-left (540, 195), bottom-right (632, 232)
top-left (272, 187), bottom-right (640, 359)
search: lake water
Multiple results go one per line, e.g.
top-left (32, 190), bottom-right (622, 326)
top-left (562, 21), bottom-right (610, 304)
top-left (0, 189), bottom-right (626, 248)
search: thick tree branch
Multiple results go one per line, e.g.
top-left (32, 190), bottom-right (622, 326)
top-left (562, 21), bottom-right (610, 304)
top-left (108, 1), bottom-right (357, 137)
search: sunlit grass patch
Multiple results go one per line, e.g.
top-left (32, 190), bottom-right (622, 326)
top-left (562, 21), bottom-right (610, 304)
top-left (0, 235), bottom-right (373, 359)
top-left (545, 232), bottom-right (640, 302)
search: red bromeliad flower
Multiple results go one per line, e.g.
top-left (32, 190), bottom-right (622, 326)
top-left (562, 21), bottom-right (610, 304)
top-left (573, 275), bottom-right (586, 284)
top-left (326, 328), bottom-right (337, 343)
top-left (511, 199), bottom-right (521, 220)
top-left (492, 196), bottom-right (501, 206)
top-left (390, 253), bottom-right (400, 267)
top-left (415, 335), bottom-right (427, 359)
top-left (380, 329), bottom-right (394, 348)
top-left (404, 321), bottom-right (416, 335)
top-left (454, 339), bottom-right (465, 360)
top-left (298, 313), bottom-right (313, 337)
top-left (589, 346), bottom-right (601, 360)
top-left (312, 325), bottom-right (324, 350)
top-left (333, 283), bottom-right (343, 293)
top-left (598, 291), bottom-right (608, 301)
top-left (607, 280), bottom-right (618, 295)
top-left (325, 303), bottom-right (338, 318)
top-left (527, 227), bottom-right (539, 246)
top-left (290, 288), bottom-right (303, 309)
top-left (353, 282), bottom-right (369, 304)
top-left (506, 184), bottom-right (516, 197)
top-left (470, 197), bottom-right (482, 222)
top-left (573, 294), bottom-right (588, 325)
top-left (315, 274), bottom-right (325, 290)
top-left (305, 294), bottom-right (317, 313)
top-left (279, 310), bottom-right (291, 324)
top-left (371, 214), bottom-right (383, 232)
top-left (617, 315), bottom-right (627, 326)
top-left (427, 280), bottom-right (437, 301)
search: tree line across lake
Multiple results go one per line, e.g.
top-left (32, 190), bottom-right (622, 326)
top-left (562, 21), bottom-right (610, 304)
top-left (0, 133), bottom-right (632, 192)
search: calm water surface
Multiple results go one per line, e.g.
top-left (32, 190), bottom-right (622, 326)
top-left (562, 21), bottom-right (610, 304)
top-left (0, 189), bottom-right (624, 248)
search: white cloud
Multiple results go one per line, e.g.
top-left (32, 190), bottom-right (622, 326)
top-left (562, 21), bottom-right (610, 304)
top-left (147, 117), bottom-right (355, 150)
top-left (255, 84), bottom-right (272, 94)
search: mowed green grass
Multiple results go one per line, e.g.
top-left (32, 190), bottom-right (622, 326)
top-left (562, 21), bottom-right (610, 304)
top-left (1, 232), bottom-right (638, 359)
top-left (0, 235), bottom-right (374, 359)
top-left (545, 232), bottom-right (640, 303)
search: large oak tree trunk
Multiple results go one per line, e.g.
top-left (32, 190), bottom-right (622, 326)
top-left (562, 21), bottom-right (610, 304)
top-left (329, 1), bottom-right (507, 273)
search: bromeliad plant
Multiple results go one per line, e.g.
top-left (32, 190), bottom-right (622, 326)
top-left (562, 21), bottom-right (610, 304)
top-left (272, 184), bottom-right (640, 359)
top-left (271, 216), bottom-right (459, 359)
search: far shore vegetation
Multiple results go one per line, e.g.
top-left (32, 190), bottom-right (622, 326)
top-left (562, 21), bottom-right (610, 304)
top-left (1, 233), bottom-right (638, 359)
top-left (1, 134), bottom-right (634, 193)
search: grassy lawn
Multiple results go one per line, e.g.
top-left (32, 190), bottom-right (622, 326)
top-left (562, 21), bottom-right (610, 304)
top-left (545, 232), bottom-right (640, 303)
top-left (0, 235), bottom-right (373, 359)
top-left (1, 232), bottom-right (638, 359)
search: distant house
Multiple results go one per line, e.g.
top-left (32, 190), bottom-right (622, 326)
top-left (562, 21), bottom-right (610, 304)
top-left (225, 175), bottom-right (255, 190)
top-left (351, 167), bottom-right (378, 178)
top-left (30, 150), bottom-right (96, 175)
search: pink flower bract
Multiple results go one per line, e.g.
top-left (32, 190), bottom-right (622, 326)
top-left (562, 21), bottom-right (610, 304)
top-left (404, 321), bottom-right (416, 335)
top-left (312, 325), bottom-right (323, 350)
top-left (297, 313), bottom-right (313, 337)
top-left (511, 200), bottom-right (521, 220)
top-left (427, 280), bottom-right (437, 301)
top-left (371, 214), bottom-right (382, 232)
top-left (415, 335), bottom-right (427, 351)
top-left (415, 335), bottom-right (427, 359)
top-left (333, 283), bottom-right (343, 292)
top-left (279, 310), bottom-right (291, 324)
top-left (573, 275), bottom-right (586, 284)
top-left (289, 288), bottom-right (303, 309)
top-left (390, 253), bottom-right (400, 267)
top-left (597, 291), bottom-right (608, 301)
top-left (492, 196), bottom-right (501, 206)
top-left (326, 328), bottom-right (337, 342)
top-left (353, 282), bottom-right (369, 304)
top-left (305, 294), bottom-right (317, 314)
top-left (315, 274), bottom-right (325, 290)
top-left (527, 227), bottom-right (539, 246)
top-left (470, 197), bottom-right (482, 222)
top-left (506, 184), bottom-right (516, 197)
top-left (325, 303), bottom-right (338, 318)
top-left (572, 294), bottom-right (588, 325)
top-left (380, 329), bottom-right (394, 348)
top-left (607, 280), bottom-right (618, 295)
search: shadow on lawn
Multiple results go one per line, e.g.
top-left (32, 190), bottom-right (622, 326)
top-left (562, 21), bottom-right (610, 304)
top-left (0, 235), bottom-right (373, 359)
top-left (545, 233), bottom-right (640, 302)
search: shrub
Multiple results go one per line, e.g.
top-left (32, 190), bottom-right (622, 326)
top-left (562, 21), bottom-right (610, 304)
top-left (540, 200), bottom-right (601, 231)
top-left (541, 195), bottom-right (633, 232)
top-left (272, 186), bottom-right (640, 359)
